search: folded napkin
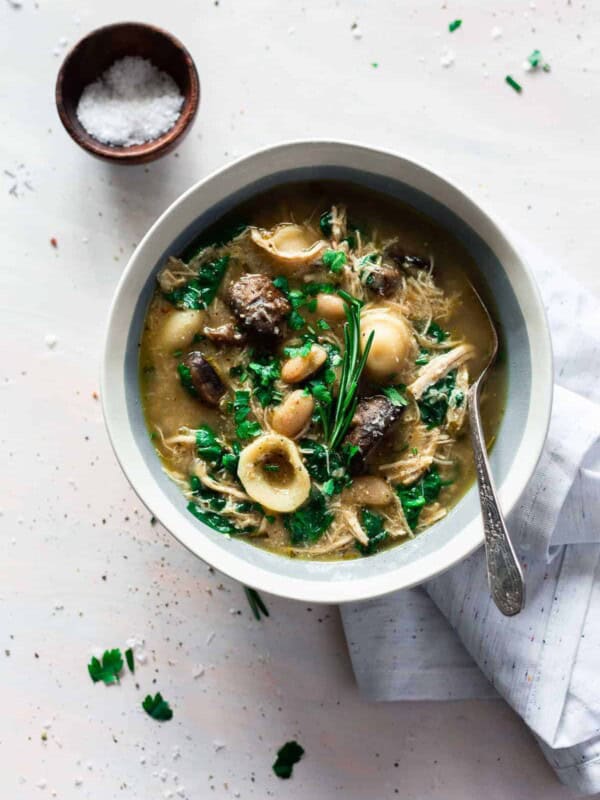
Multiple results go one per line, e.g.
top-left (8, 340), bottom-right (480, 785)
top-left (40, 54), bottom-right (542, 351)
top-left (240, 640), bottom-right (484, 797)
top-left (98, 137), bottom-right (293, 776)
top-left (341, 234), bottom-right (600, 794)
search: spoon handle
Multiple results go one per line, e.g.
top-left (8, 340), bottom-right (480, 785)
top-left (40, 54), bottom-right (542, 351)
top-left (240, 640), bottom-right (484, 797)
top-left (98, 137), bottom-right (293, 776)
top-left (467, 383), bottom-right (525, 616)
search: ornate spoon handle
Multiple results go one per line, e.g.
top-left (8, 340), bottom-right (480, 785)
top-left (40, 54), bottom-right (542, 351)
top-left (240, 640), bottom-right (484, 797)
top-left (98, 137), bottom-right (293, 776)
top-left (467, 383), bottom-right (525, 616)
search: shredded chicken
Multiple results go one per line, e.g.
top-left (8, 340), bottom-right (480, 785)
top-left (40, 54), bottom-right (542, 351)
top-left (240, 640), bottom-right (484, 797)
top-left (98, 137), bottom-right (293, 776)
top-left (408, 344), bottom-right (475, 399)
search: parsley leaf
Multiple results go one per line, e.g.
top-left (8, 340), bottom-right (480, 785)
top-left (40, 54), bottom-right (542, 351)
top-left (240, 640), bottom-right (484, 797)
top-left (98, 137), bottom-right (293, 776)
top-left (319, 211), bottom-right (333, 237)
top-left (233, 390), bottom-right (262, 439)
top-left (142, 692), bottom-right (173, 721)
top-left (449, 19), bottom-right (462, 32)
top-left (195, 426), bottom-right (226, 465)
top-left (187, 501), bottom-right (239, 534)
top-left (164, 256), bottom-right (230, 310)
top-left (505, 75), bottom-right (522, 93)
top-left (322, 249), bottom-right (347, 273)
top-left (418, 370), bottom-right (457, 428)
top-left (244, 587), bottom-right (269, 620)
top-left (125, 647), bottom-right (135, 673)
top-left (247, 354), bottom-right (282, 407)
top-left (396, 466), bottom-right (445, 530)
top-left (283, 490), bottom-right (333, 545)
top-left (273, 741), bottom-right (305, 779)
top-left (382, 385), bottom-right (409, 407)
top-left (88, 649), bottom-right (124, 685)
top-left (357, 509), bottom-right (389, 555)
top-left (425, 321), bottom-right (448, 343)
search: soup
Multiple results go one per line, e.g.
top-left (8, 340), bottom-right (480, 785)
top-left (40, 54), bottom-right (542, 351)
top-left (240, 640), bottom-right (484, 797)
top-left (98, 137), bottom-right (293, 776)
top-left (140, 182), bottom-right (505, 560)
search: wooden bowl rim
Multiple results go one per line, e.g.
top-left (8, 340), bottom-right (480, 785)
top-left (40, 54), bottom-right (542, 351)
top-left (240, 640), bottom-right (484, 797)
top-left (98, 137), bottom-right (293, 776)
top-left (55, 21), bottom-right (200, 164)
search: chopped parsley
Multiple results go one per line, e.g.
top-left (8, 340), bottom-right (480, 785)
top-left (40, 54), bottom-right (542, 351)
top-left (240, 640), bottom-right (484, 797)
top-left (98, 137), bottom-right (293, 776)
top-left (322, 249), bottom-right (347, 274)
top-left (164, 255), bottom-right (230, 310)
top-left (382, 385), bottom-right (409, 408)
top-left (317, 318), bottom-right (331, 331)
top-left (319, 210), bottom-right (333, 237)
top-left (418, 370), bottom-right (457, 428)
top-left (189, 474), bottom-right (227, 511)
top-left (125, 647), bottom-right (135, 673)
top-left (448, 19), bottom-right (462, 32)
top-left (425, 321), bottom-right (449, 343)
top-left (273, 741), bottom-right (305, 779)
top-left (244, 587), bottom-right (269, 620)
top-left (527, 49), bottom-right (550, 71)
top-left (177, 362), bottom-right (196, 396)
top-left (187, 501), bottom-right (240, 534)
top-left (505, 75), bottom-right (522, 93)
top-left (283, 340), bottom-right (313, 359)
top-left (142, 692), bottom-right (173, 721)
top-left (397, 466), bottom-right (445, 530)
top-left (247, 353), bottom-right (282, 407)
top-left (284, 489), bottom-right (333, 545)
top-left (299, 439), bottom-right (352, 495)
top-left (233, 390), bottom-right (262, 440)
top-left (195, 426), bottom-right (226, 465)
top-left (415, 349), bottom-right (430, 366)
top-left (88, 649), bottom-right (124, 685)
top-left (357, 509), bottom-right (388, 555)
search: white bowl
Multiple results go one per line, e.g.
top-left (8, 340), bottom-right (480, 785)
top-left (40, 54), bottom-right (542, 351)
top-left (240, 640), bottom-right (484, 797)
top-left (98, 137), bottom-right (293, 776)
top-left (101, 141), bottom-right (553, 604)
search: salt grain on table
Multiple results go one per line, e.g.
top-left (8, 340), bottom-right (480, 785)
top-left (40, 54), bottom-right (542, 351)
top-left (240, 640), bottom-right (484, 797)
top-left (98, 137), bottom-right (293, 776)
top-left (76, 56), bottom-right (184, 147)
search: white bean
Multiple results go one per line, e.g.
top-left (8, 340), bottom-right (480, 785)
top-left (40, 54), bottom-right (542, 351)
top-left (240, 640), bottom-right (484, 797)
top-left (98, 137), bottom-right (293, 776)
top-left (315, 293), bottom-right (347, 321)
top-left (343, 476), bottom-right (395, 507)
top-left (281, 344), bottom-right (327, 384)
top-left (271, 390), bottom-right (315, 439)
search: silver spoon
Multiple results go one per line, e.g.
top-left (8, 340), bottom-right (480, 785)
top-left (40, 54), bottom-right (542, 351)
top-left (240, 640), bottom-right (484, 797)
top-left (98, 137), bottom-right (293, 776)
top-left (467, 289), bottom-right (525, 616)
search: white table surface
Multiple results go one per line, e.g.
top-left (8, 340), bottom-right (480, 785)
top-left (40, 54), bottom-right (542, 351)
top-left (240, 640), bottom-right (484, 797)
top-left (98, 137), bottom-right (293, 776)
top-left (2, 1), bottom-right (599, 798)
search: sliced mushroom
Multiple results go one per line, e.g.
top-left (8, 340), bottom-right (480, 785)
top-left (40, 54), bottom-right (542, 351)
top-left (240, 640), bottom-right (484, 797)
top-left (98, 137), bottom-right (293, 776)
top-left (228, 273), bottom-right (291, 336)
top-left (408, 344), bottom-right (475, 399)
top-left (383, 242), bottom-right (431, 271)
top-left (237, 434), bottom-right (311, 512)
top-left (180, 351), bottom-right (225, 407)
top-left (250, 224), bottom-right (327, 272)
top-left (343, 395), bottom-right (405, 474)
top-left (360, 306), bottom-right (414, 382)
top-left (202, 322), bottom-right (247, 346)
top-left (360, 261), bottom-right (402, 297)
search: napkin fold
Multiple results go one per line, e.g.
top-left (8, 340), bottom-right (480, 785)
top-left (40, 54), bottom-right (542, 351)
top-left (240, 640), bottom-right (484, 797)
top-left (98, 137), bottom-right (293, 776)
top-left (341, 234), bottom-right (600, 793)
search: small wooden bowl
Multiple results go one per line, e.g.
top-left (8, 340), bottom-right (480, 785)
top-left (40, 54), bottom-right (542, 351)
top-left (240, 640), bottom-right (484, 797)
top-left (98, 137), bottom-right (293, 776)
top-left (55, 22), bottom-right (200, 165)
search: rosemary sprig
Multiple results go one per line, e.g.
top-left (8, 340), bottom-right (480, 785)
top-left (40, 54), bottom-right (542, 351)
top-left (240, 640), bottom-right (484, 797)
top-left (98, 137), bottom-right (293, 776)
top-left (244, 586), bottom-right (270, 620)
top-left (327, 291), bottom-right (374, 451)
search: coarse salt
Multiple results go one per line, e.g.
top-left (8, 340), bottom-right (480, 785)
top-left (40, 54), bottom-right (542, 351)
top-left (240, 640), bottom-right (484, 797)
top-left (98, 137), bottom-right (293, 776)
top-left (76, 56), bottom-right (184, 147)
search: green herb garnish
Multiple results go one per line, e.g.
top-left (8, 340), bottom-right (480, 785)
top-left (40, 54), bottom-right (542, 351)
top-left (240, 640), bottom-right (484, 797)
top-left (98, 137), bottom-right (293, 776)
top-left (244, 587), bottom-right (269, 620)
top-left (187, 501), bottom-right (239, 534)
top-left (322, 249), bottom-right (347, 274)
top-left (284, 490), bottom-right (333, 545)
top-left (189, 475), bottom-right (227, 511)
top-left (247, 354), bottom-right (282, 407)
top-left (326, 292), bottom-right (374, 450)
top-left (449, 19), bottom-right (462, 32)
top-left (397, 466), bottom-right (445, 530)
top-left (142, 692), bottom-right (173, 721)
top-left (382, 385), bottom-right (409, 407)
top-left (358, 509), bottom-right (389, 554)
top-left (505, 75), bottom-right (522, 93)
top-left (233, 390), bottom-right (262, 439)
top-left (195, 426), bottom-right (226, 465)
top-left (164, 255), bottom-right (230, 310)
top-left (425, 321), bottom-right (449, 343)
top-left (177, 362), bottom-right (196, 396)
top-left (418, 370), bottom-right (457, 428)
top-left (319, 211), bottom-right (333, 237)
top-left (88, 649), bottom-right (124, 685)
top-left (273, 741), bottom-right (305, 779)
top-left (125, 647), bottom-right (135, 673)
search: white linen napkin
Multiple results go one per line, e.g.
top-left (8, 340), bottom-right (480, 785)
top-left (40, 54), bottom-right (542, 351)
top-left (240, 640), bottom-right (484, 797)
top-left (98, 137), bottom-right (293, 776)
top-left (340, 234), bottom-right (600, 794)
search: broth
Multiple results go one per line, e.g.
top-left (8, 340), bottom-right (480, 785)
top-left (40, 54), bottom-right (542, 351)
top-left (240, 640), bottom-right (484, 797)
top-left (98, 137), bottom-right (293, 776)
top-left (140, 181), bottom-right (505, 560)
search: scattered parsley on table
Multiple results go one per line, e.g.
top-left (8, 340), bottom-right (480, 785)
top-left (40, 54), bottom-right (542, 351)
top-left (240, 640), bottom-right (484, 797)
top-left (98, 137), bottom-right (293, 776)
top-left (142, 692), bottom-right (173, 721)
top-left (273, 741), bottom-right (305, 779)
top-left (87, 649), bottom-right (124, 685)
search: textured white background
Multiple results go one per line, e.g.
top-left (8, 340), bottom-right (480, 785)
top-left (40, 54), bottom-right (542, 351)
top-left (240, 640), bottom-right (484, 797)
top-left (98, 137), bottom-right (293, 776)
top-left (1, 1), bottom-right (599, 798)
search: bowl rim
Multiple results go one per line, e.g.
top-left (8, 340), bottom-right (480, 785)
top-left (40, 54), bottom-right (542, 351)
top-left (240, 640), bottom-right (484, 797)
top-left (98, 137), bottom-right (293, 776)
top-left (55, 21), bottom-right (200, 164)
top-left (101, 139), bottom-right (553, 603)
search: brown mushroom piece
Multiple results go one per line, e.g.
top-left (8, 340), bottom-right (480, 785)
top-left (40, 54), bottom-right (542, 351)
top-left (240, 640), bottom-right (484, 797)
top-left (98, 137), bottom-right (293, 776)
top-left (181, 351), bottom-right (225, 407)
top-left (202, 323), bottom-right (247, 346)
top-left (361, 261), bottom-right (402, 297)
top-left (383, 242), bottom-right (431, 270)
top-left (227, 273), bottom-right (291, 337)
top-left (343, 395), bottom-right (405, 474)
